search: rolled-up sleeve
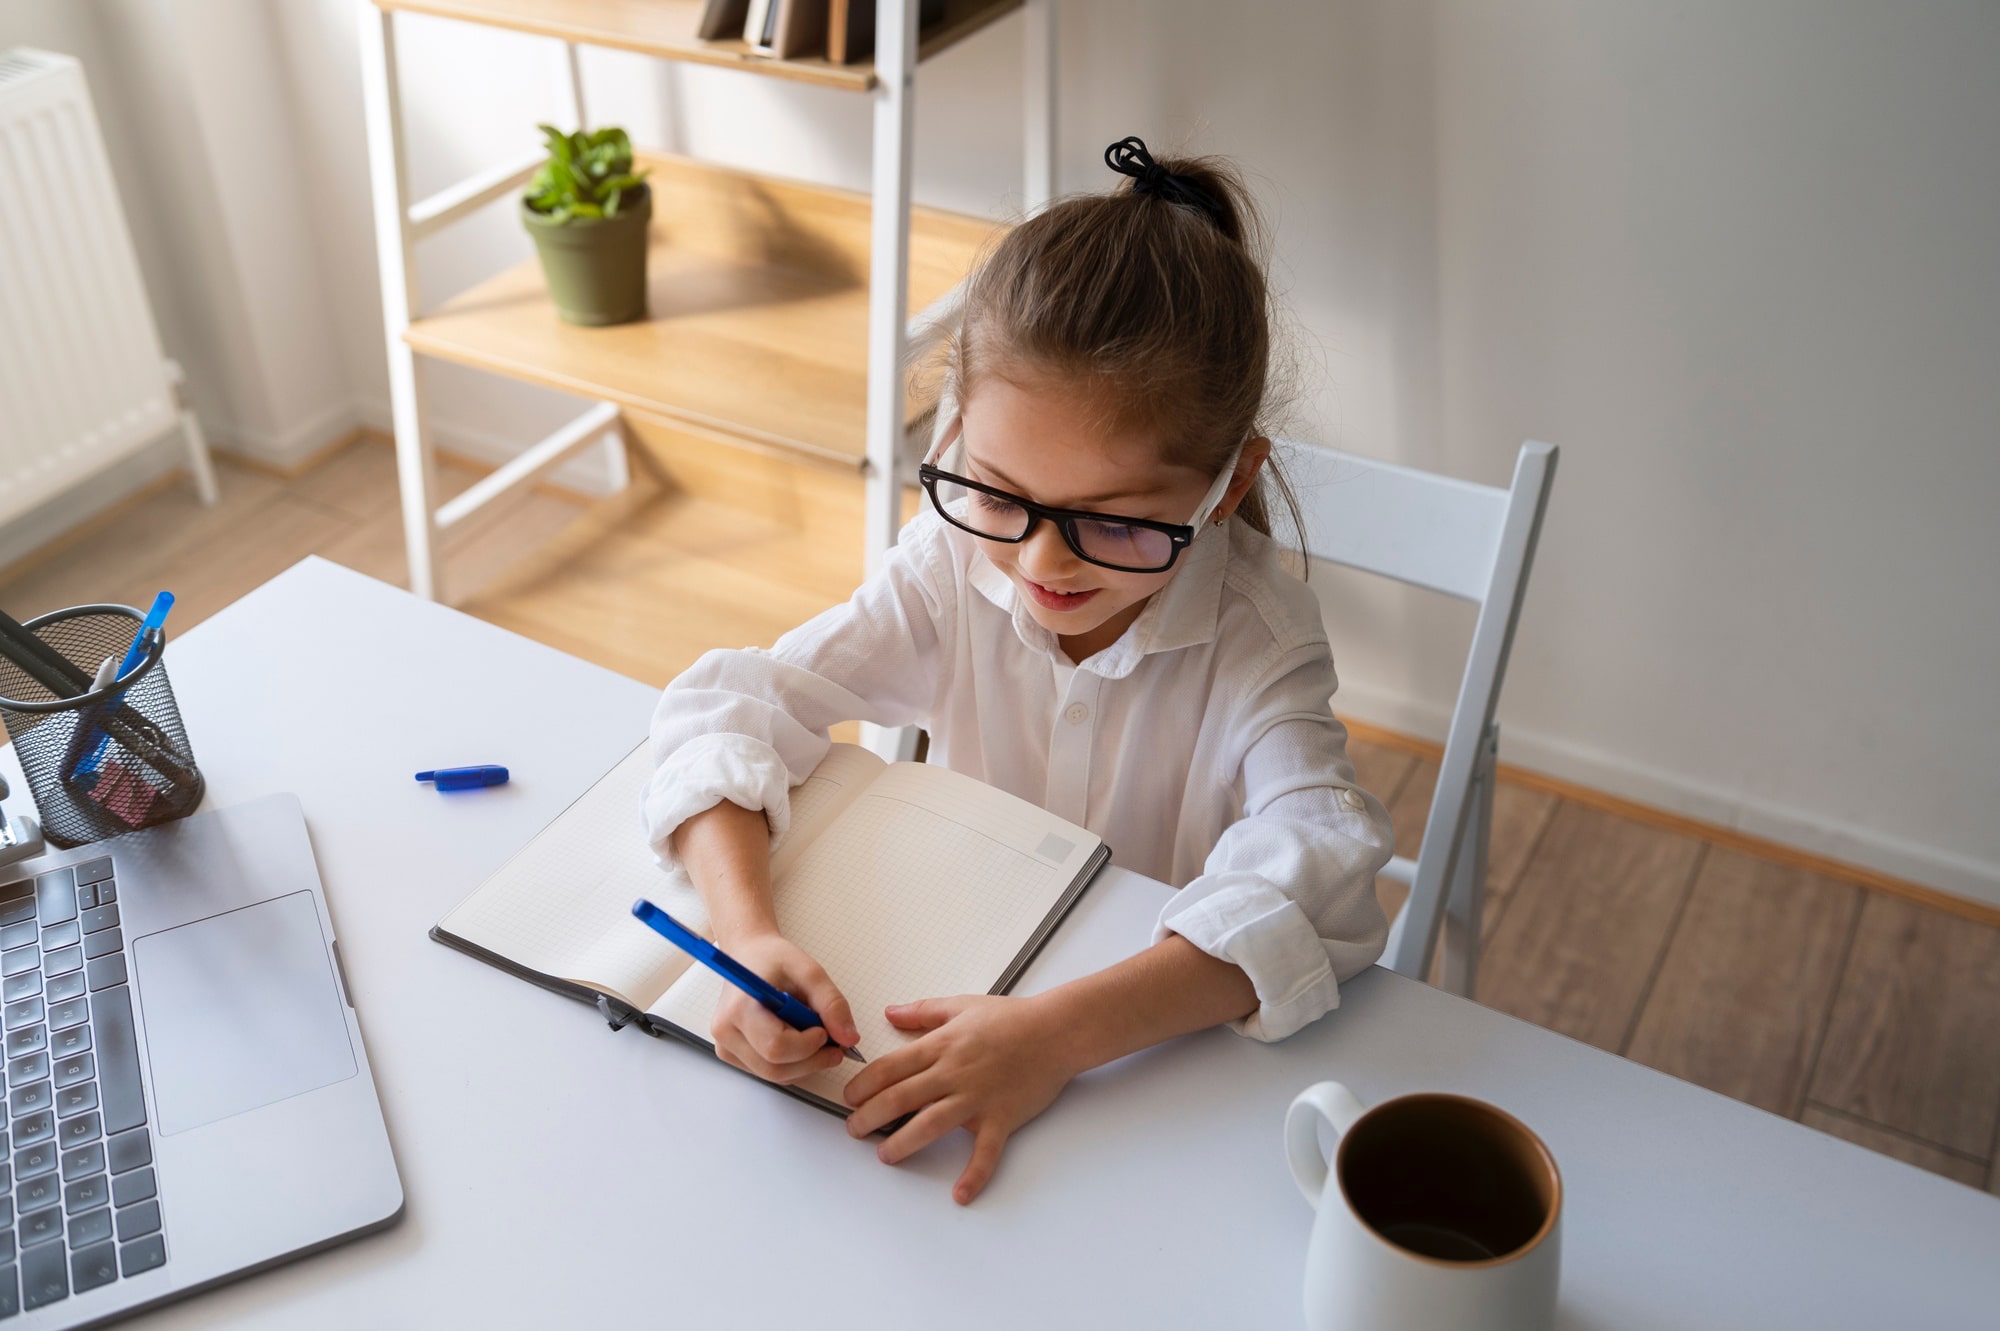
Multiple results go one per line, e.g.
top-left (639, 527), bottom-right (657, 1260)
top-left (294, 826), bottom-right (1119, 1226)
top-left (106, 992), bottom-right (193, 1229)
top-left (1153, 644), bottom-right (1393, 1041)
top-left (642, 514), bottom-right (955, 869)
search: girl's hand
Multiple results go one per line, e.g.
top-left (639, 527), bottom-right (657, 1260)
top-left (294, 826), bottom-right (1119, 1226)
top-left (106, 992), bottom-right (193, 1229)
top-left (841, 994), bottom-right (1076, 1205)
top-left (709, 933), bottom-right (860, 1085)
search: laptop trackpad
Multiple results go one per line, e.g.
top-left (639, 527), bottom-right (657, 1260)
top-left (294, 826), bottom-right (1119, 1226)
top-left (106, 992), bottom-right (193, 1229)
top-left (133, 891), bottom-right (357, 1136)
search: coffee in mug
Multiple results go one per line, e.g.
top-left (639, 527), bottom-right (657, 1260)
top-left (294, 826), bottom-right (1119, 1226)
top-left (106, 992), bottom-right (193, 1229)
top-left (1285, 1082), bottom-right (1562, 1331)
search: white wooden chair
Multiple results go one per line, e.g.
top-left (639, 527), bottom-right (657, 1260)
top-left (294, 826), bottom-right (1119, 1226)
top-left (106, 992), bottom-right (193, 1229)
top-left (1287, 439), bottom-right (1558, 995)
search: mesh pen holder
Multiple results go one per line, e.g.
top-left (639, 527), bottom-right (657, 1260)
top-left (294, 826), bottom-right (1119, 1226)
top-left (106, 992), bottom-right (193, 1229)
top-left (0, 604), bottom-right (205, 849)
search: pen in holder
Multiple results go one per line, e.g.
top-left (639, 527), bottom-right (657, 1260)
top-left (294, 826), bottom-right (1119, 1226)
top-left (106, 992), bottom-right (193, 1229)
top-left (0, 602), bottom-right (205, 848)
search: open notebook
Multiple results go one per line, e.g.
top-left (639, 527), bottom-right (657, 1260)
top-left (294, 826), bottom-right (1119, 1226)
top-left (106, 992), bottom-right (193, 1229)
top-left (432, 742), bottom-right (1110, 1116)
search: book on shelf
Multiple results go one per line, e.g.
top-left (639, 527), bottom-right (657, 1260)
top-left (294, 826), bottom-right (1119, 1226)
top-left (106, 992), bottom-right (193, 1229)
top-left (827, 0), bottom-right (950, 65)
top-left (431, 741), bottom-right (1110, 1118)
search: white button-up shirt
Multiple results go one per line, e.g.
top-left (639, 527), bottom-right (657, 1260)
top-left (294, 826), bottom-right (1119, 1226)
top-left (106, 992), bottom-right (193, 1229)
top-left (642, 509), bottom-right (1393, 1041)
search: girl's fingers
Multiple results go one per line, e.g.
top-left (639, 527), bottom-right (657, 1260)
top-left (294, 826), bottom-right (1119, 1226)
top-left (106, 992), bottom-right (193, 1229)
top-left (845, 1066), bottom-right (944, 1139)
top-left (876, 1096), bottom-right (970, 1166)
top-left (953, 1125), bottom-right (1009, 1205)
top-left (841, 1035), bottom-right (940, 1108)
top-left (885, 995), bottom-right (968, 1031)
top-left (798, 975), bottom-right (861, 1049)
top-left (737, 998), bottom-right (829, 1065)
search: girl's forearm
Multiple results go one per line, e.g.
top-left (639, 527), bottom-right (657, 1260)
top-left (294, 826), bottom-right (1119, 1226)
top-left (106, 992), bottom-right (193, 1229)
top-left (1033, 933), bottom-right (1260, 1076)
top-left (670, 800), bottom-right (780, 945)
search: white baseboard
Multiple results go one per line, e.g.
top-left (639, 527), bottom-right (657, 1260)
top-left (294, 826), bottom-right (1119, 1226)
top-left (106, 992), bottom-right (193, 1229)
top-left (1333, 680), bottom-right (2000, 911)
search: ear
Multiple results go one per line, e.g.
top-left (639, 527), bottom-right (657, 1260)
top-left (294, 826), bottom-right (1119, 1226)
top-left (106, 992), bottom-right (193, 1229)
top-left (1214, 436), bottom-right (1272, 523)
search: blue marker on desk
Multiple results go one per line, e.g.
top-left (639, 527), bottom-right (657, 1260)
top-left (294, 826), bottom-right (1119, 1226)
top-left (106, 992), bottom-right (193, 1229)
top-left (415, 764), bottom-right (509, 791)
top-left (632, 898), bottom-right (864, 1063)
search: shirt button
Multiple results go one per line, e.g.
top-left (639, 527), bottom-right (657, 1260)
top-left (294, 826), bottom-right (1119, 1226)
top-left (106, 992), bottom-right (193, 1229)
top-left (1064, 703), bottom-right (1089, 725)
top-left (1341, 788), bottom-right (1366, 812)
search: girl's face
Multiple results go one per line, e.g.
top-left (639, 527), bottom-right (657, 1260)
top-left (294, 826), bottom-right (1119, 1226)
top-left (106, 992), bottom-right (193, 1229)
top-left (951, 376), bottom-right (1259, 663)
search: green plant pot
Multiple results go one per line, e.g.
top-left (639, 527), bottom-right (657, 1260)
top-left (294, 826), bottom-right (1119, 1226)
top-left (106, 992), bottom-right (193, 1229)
top-left (521, 184), bottom-right (651, 326)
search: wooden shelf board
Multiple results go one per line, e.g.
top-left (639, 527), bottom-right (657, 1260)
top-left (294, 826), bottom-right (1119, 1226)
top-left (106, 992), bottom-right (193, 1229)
top-left (402, 152), bottom-right (997, 468)
top-left (374, 0), bottom-right (1025, 93)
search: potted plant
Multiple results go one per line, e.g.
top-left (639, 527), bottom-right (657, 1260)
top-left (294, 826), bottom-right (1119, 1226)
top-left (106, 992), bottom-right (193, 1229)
top-left (521, 124), bottom-right (651, 326)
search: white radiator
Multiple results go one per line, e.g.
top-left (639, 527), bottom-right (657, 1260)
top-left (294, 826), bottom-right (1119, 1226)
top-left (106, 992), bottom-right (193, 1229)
top-left (0, 47), bottom-right (214, 528)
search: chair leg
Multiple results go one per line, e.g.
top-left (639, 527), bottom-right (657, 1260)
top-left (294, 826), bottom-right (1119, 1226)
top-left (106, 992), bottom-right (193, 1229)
top-left (1436, 727), bottom-right (1498, 997)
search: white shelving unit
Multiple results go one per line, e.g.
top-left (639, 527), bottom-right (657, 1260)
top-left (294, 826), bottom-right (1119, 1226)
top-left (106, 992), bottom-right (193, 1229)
top-left (356, 0), bottom-right (1056, 602)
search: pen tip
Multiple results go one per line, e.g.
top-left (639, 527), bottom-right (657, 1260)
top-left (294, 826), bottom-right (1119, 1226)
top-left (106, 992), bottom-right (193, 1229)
top-left (846, 1047), bottom-right (867, 1063)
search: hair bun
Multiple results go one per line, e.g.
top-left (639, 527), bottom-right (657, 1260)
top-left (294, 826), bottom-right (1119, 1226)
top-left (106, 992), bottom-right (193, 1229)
top-left (1103, 135), bottom-right (1232, 234)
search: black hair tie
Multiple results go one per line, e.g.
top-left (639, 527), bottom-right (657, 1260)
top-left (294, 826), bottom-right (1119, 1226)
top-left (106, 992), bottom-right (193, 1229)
top-left (1103, 135), bottom-right (1228, 230)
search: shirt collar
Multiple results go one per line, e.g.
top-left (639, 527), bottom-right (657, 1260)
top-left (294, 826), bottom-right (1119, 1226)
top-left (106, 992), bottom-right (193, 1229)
top-left (964, 519), bottom-right (1232, 679)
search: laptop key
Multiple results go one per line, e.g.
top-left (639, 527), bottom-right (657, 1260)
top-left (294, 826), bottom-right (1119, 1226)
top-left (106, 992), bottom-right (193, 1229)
top-left (7, 1051), bottom-right (47, 1084)
top-left (120, 1232), bottom-right (164, 1278)
top-left (1, 970), bottom-right (39, 1004)
top-left (41, 949), bottom-right (80, 979)
top-left (82, 930), bottom-right (121, 962)
top-left (72, 860), bottom-right (113, 888)
top-left (52, 1054), bottom-right (93, 1091)
top-left (12, 1110), bottom-right (52, 1147)
top-left (79, 905), bottom-right (118, 935)
top-left (0, 1226), bottom-right (13, 1263)
top-left (63, 1175), bottom-right (108, 1216)
top-left (20, 1235), bottom-right (67, 1308)
top-left (0, 948), bottom-right (34, 979)
top-left (44, 972), bottom-right (85, 1006)
top-left (2, 998), bottom-right (42, 1033)
top-left (110, 1166), bottom-right (154, 1208)
top-left (58, 1112), bottom-right (100, 1150)
top-left (8, 1079), bottom-right (50, 1119)
top-left (15, 1139), bottom-right (56, 1177)
top-left (113, 1200), bottom-right (158, 1243)
top-left (67, 1206), bottom-right (111, 1248)
top-left (0, 897), bottom-right (32, 927)
top-left (91, 988), bottom-right (145, 1134)
top-left (0, 922), bottom-right (33, 952)
top-left (105, 1130), bottom-right (149, 1175)
top-left (4, 1026), bottom-right (43, 1059)
top-left (33, 870), bottom-right (77, 926)
top-left (0, 1263), bottom-right (15, 1317)
top-left (70, 1240), bottom-right (118, 1293)
top-left (10, 1081), bottom-right (51, 1118)
top-left (55, 1084), bottom-right (96, 1120)
top-left (47, 1000), bottom-right (88, 1034)
top-left (19, 1172), bottom-right (60, 1212)
top-left (86, 956), bottom-right (128, 993)
top-left (39, 922), bottom-right (79, 952)
top-left (95, 884), bottom-right (115, 905)
top-left (51, 1025), bottom-right (88, 1058)
top-left (19, 1205), bottom-right (62, 1247)
top-left (74, 883), bottom-right (96, 913)
top-left (61, 1143), bottom-right (104, 1183)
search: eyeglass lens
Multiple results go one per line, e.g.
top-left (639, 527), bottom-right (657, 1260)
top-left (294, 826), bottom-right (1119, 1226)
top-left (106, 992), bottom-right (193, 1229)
top-left (929, 475), bottom-right (1177, 571)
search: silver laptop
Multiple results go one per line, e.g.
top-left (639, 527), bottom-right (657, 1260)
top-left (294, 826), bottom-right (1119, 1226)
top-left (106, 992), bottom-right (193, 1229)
top-left (0, 794), bottom-right (402, 1324)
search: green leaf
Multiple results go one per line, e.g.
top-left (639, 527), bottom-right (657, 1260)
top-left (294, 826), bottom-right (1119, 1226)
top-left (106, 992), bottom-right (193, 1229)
top-left (569, 201), bottom-right (603, 219)
top-left (605, 186), bottom-right (622, 217)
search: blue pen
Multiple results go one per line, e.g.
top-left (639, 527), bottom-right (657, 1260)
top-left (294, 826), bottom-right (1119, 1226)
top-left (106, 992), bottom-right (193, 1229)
top-left (72, 591), bottom-right (174, 788)
top-left (632, 899), bottom-right (864, 1063)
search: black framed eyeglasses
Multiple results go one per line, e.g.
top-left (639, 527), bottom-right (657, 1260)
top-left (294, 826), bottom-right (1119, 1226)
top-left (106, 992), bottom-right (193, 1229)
top-left (918, 464), bottom-right (1197, 573)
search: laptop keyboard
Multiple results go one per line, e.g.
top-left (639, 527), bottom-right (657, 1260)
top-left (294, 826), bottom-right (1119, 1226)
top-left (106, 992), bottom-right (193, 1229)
top-left (0, 857), bottom-right (163, 1317)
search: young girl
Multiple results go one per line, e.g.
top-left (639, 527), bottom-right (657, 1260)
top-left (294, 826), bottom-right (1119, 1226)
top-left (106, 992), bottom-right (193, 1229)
top-left (643, 136), bottom-right (1393, 1205)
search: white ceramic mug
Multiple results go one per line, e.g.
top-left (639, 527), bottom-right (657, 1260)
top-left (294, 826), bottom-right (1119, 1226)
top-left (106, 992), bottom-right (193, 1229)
top-left (1285, 1082), bottom-right (1562, 1331)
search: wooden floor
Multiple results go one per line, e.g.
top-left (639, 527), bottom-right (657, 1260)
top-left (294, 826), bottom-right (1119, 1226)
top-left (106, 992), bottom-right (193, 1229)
top-left (6, 435), bottom-right (1998, 1198)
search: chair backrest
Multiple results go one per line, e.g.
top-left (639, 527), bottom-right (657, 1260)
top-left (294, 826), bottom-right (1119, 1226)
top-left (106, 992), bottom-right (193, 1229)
top-left (1280, 438), bottom-right (1558, 980)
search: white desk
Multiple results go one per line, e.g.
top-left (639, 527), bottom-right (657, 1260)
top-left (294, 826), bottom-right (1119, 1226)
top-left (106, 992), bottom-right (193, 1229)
top-left (4, 557), bottom-right (1994, 1329)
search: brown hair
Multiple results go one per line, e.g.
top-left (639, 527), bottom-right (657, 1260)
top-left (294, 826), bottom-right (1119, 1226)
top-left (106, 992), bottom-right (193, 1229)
top-left (942, 142), bottom-right (1301, 545)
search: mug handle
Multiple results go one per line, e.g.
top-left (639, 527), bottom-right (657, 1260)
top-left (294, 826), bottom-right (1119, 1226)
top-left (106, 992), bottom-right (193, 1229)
top-left (1285, 1081), bottom-right (1368, 1209)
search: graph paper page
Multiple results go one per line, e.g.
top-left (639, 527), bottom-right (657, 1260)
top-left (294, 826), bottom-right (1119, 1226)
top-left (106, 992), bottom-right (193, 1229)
top-left (649, 761), bottom-right (1103, 1102)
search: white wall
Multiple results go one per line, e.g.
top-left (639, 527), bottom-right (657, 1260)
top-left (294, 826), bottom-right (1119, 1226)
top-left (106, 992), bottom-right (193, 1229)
top-left (4, 1), bottom-right (1996, 902)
